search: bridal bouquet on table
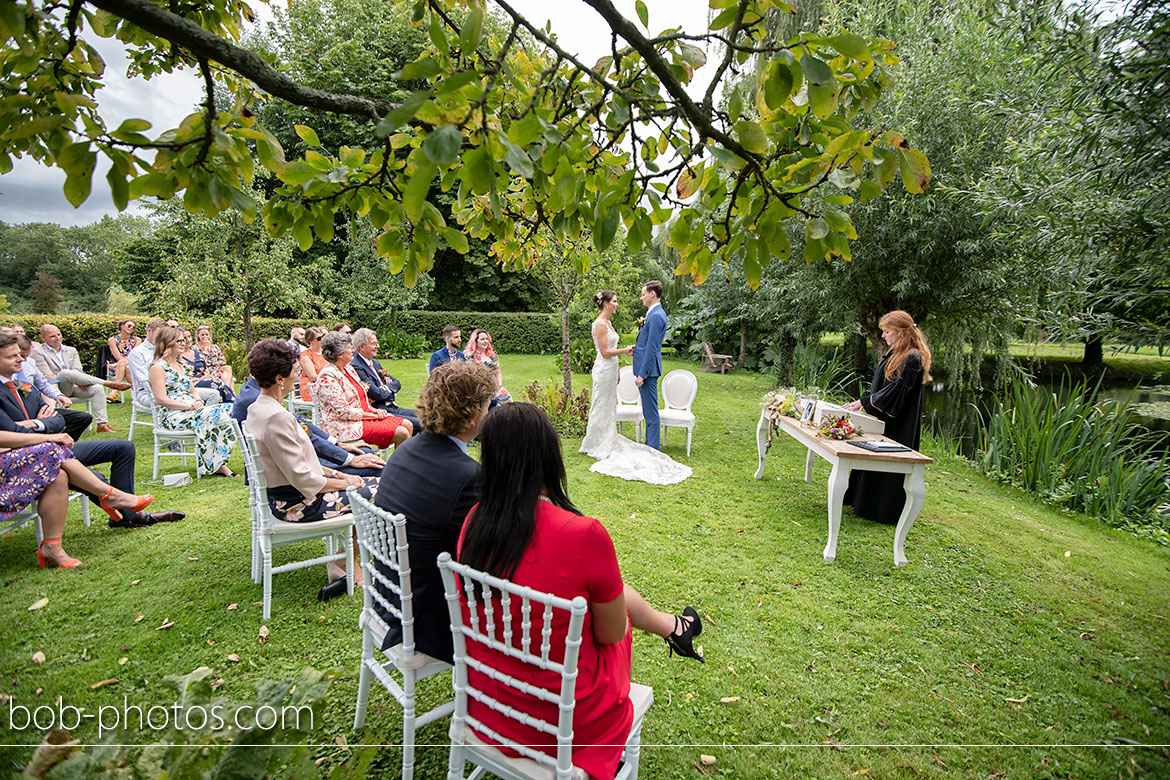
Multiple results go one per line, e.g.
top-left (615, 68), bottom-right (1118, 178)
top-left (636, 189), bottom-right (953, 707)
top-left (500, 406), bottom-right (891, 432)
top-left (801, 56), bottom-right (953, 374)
top-left (760, 390), bottom-right (800, 453)
top-left (816, 413), bottom-right (859, 440)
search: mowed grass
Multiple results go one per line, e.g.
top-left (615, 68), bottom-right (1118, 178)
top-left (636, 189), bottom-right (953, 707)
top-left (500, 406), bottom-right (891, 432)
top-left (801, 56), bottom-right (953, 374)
top-left (1, 354), bottom-right (1168, 778)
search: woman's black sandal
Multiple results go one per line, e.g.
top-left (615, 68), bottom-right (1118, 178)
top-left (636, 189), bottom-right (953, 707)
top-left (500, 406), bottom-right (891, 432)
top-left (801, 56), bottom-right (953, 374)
top-left (665, 605), bottom-right (705, 663)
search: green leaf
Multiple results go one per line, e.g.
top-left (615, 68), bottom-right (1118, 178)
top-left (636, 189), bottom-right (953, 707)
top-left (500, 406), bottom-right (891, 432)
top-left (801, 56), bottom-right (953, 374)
top-left (428, 15), bottom-right (449, 56)
top-left (508, 115), bottom-right (544, 147)
top-left (859, 179), bottom-right (882, 202)
top-left (377, 89), bottom-right (432, 136)
top-left (807, 217), bottom-right (830, 240)
top-left (105, 167), bottom-right (128, 211)
top-left (63, 170), bottom-right (94, 208)
top-left (459, 9), bottom-right (483, 54)
top-left (404, 159), bottom-right (437, 223)
top-left (57, 142), bottom-right (95, 177)
top-left (897, 148), bottom-right (932, 194)
top-left (801, 55), bottom-right (834, 86)
top-left (764, 60), bottom-right (794, 109)
top-left (735, 120), bottom-right (769, 155)
top-left (422, 125), bottom-right (462, 165)
top-left (679, 43), bottom-right (707, 68)
top-left (593, 208), bottom-right (619, 253)
top-left (278, 161), bottom-right (320, 186)
top-left (435, 71), bottom-right (477, 96)
top-left (396, 56), bottom-right (442, 82)
top-left (628, 212), bottom-right (653, 252)
top-left (294, 125), bottom-right (321, 148)
top-left (442, 226), bottom-right (469, 254)
top-left (828, 32), bottom-right (869, 60)
top-left (113, 118), bottom-right (151, 135)
top-left (462, 147), bottom-right (493, 195)
top-left (502, 139), bottom-right (534, 179)
top-left (635, 0), bottom-right (649, 27)
top-left (728, 89), bottom-right (743, 123)
top-left (808, 82), bottom-right (838, 120)
top-left (669, 214), bottom-right (692, 249)
top-left (709, 145), bottom-right (743, 171)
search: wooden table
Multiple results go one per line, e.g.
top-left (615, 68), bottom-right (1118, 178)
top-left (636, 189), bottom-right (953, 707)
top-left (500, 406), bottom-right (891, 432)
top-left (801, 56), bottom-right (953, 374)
top-left (754, 411), bottom-right (932, 567)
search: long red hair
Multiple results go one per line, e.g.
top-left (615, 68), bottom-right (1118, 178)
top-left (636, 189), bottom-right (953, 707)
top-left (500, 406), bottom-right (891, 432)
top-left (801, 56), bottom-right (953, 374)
top-left (465, 329), bottom-right (497, 360)
top-left (880, 311), bottom-right (932, 382)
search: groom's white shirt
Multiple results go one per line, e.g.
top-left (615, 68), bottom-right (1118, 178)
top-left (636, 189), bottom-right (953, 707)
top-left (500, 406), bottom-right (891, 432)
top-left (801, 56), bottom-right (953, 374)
top-left (647, 302), bottom-right (662, 315)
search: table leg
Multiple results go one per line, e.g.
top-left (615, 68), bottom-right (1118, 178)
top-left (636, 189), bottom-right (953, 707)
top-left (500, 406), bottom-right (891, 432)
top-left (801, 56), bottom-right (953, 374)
top-left (894, 464), bottom-right (926, 567)
top-left (823, 459), bottom-right (849, 563)
top-left (804, 449), bottom-right (815, 483)
top-left (754, 413), bottom-right (768, 479)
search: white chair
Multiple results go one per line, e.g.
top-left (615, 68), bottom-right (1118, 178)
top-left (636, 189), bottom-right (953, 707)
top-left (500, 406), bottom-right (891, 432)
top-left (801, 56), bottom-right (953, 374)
top-left (349, 490), bottom-right (455, 779)
top-left (1, 493), bottom-right (91, 546)
top-left (438, 552), bottom-right (652, 780)
top-left (237, 429), bottom-right (354, 619)
top-left (615, 365), bottom-right (643, 442)
top-left (126, 372), bottom-right (155, 440)
top-left (286, 395), bottom-right (321, 427)
top-left (658, 369), bottom-right (698, 456)
top-left (229, 417), bottom-right (263, 583)
top-left (149, 398), bottom-right (203, 479)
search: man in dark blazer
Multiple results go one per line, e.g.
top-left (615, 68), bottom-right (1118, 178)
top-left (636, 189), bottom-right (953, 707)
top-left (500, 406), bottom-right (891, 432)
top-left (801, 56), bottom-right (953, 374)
top-left (349, 328), bottom-right (422, 434)
top-left (231, 377), bottom-right (384, 477)
top-left (0, 333), bottom-right (183, 528)
top-left (372, 359), bottom-right (497, 663)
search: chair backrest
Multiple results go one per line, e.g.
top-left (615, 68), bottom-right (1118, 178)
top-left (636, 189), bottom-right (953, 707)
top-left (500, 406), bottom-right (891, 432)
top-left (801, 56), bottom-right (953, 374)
top-left (616, 365), bottom-right (641, 406)
top-left (437, 552), bottom-right (588, 776)
top-left (347, 489), bottom-right (422, 656)
top-left (661, 369), bottom-right (698, 412)
top-left (237, 430), bottom-right (276, 532)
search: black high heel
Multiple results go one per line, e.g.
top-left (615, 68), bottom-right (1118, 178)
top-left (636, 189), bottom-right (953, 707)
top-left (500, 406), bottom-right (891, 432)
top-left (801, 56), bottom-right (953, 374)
top-left (665, 605), bottom-right (705, 663)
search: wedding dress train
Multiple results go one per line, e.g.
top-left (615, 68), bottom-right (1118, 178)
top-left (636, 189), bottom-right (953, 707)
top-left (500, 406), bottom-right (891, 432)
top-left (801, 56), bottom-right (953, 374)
top-left (579, 320), bottom-right (691, 485)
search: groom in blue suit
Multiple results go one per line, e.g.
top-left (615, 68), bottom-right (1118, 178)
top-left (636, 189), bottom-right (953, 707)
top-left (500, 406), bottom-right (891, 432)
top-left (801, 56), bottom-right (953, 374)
top-left (632, 280), bottom-right (667, 450)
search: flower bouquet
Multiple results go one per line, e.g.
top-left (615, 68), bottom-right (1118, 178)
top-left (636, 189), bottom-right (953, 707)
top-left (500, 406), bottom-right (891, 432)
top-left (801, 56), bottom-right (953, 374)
top-left (761, 390), bottom-right (800, 453)
top-left (816, 413), bottom-right (859, 440)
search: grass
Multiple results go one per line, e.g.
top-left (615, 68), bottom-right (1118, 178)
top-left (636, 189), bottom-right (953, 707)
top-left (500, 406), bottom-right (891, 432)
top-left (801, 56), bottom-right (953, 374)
top-left (2, 355), bottom-right (1169, 778)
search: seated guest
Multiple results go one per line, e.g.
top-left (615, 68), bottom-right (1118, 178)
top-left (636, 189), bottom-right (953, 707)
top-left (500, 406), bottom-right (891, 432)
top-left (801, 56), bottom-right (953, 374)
top-left (148, 327), bottom-right (238, 477)
top-left (298, 327), bottom-right (329, 402)
top-left (286, 326), bottom-right (306, 355)
top-left (315, 332), bottom-right (412, 450)
top-left (244, 339), bottom-right (375, 593)
top-left (180, 328), bottom-right (236, 403)
top-left (232, 375), bottom-right (384, 478)
top-left (0, 333), bottom-right (182, 530)
top-left (373, 360), bottom-right (497, 663)
top-left (457, 403), bottom-right (705, 779)
top-left (13, 335), bottom-right (91, 441)
top-left (332, 322), bottom-right (352, 334)
top-left (30, 324), bottom-right (130, 433)
top-left (105, 318), bottom-right (140, 402)
top-left (349, 328), bottom-right (422, 434)
top-left (427, 325), bottom-right (464, 374)
top-left (464, 328), bottom-right (512, 404)
top-left (193, 325), bottom-right (234, 390)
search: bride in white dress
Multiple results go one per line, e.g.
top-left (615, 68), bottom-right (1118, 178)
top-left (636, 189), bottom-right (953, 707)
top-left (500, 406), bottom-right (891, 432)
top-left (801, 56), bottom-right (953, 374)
top-left (579, 290), bottom-right (692, 485)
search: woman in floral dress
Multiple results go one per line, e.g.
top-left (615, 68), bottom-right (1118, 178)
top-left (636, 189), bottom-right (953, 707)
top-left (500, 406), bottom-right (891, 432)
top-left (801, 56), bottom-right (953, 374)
top-left (464, 328), bottom-right (511, 404)
top-left (148, 327), bottom-right (238, 476)
top-left (193, 325), bottom-right (234, 390)
top-left (105, 318), bottom-right (140, 402)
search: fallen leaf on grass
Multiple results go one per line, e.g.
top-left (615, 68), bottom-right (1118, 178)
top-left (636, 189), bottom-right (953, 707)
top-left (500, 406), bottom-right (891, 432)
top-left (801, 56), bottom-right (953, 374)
top-left (211, 678), bottom-right (224, 690)
top-left (227, 604), bottom-right (238, 611)
top-left (131, 580), bottom-right (140, 586)
top-left (89, 679), bottom-right (118, 689)
top-left (877, 721), bottom-right (889, 729)
top-left (117, 657), bottom-right (128, 666)
top-left (34, 687), bottom-right (42, 696)
top-left (699, 754), bottom-right (717, 766)
top-left (155, 620), bottom-right (174, 631)
top-left (335, 735), bottom-right (349, 750)
top-left (227, 653), bottom-right (241, 663)
top-left (850, 770), bottom-right (870, 777)
top-left (187, 557), bottom-right (199, 562)
top-left (720, 696), bottom-right (740, 703)
top-left (1005, 695), bottom-right (1029, 703)
top-left (934, 754), bottom-right (948, 768)
top-left (134, 614), bottom-right (144, 623)
top-left (207, 639), bottom-right (214, 645)
top-left (703, 613), bottom-right (716, 626)
top-left (258, 625), bottom-right (270, 644)
top-left (318, 615), bottom-right (326, 622)
top-left (32, 651), bottom-right (45, 665)
top-left (28, 597), bottom-right (49, 611)
top-left (1065, 551), bottom-right (1071, 557)
top-left (252, 601), bottom-right (263, 607)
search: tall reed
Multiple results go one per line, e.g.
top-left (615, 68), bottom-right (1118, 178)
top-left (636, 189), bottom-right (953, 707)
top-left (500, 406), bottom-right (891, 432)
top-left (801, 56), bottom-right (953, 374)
top-left (977, 377), bottom-right (1169, 542)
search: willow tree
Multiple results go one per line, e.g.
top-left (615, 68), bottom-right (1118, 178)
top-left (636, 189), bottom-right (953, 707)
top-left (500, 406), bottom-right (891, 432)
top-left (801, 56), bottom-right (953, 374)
top-left (0, 0), bottom-right (929, 287)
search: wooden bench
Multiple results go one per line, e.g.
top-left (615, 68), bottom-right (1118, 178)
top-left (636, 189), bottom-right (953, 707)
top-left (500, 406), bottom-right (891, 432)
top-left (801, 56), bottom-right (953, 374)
top-left (699, 342), bottom-right (734, 373)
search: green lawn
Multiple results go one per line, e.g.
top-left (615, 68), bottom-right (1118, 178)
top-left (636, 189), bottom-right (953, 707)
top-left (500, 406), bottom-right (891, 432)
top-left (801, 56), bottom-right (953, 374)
top-left (2, 354), bottom-right (1168, 778)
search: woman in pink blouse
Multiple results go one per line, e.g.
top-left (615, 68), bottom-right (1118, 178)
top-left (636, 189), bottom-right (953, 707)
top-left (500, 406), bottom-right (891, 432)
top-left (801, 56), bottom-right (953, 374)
top-left (314, 331), bottom-right (411, 449)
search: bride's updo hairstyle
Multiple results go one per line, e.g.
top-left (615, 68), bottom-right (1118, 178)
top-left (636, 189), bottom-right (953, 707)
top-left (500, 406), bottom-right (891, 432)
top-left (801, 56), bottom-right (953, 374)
top-left (593, 290), bottom-right (616, 310)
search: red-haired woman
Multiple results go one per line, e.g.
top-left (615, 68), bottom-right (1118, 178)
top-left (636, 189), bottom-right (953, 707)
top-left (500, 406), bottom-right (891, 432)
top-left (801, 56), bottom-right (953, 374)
top-left (843, 310), bottom-right (933, 524)
top-left (464, 328), bottom-right (511, 404)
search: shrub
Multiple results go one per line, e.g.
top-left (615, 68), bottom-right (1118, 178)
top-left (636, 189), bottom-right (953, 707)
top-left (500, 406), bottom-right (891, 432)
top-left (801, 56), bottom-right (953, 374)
top-left (391, 310), bottom-right (559, 354)
top-left (522, 379), bottom-right (591, 438)
top-left (376, 328), bottom-right (428, 359)
top-left (553, 338), bottom-right (596, 375)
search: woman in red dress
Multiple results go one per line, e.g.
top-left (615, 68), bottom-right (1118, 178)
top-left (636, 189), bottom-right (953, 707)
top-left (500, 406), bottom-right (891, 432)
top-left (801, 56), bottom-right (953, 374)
top-left (458, 403), bottom-right (704, 779)
top-left (314, 331), bottom-right (412, 449)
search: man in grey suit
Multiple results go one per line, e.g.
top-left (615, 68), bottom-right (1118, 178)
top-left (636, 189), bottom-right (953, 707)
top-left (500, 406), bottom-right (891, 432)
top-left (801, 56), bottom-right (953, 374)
top-left (372, 359), bottom-right (497, 663)
top-left (30, 323), bottom-right (129, 433)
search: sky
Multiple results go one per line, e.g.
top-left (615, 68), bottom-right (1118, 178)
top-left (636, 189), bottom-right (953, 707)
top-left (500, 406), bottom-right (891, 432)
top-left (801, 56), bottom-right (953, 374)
top-left (0, 0), bottom-right (714, 227)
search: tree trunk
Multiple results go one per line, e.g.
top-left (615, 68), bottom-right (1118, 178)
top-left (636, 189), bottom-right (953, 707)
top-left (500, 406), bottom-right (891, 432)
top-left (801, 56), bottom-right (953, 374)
top-left (845, 331), bottom-right (870, 399)
top-left (561, 306), bottom-right (571, 393)
top-left (1083, 336), bottom-right (1104, 366)
top-left (738, 319), bottom-right (747, 366)
top-left (237, 226), bottom-right (253, 349)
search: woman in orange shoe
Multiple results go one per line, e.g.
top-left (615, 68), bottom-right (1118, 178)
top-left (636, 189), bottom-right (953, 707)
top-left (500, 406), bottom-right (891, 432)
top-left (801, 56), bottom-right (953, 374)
top-left (1, 430), bottom-right (152, 568)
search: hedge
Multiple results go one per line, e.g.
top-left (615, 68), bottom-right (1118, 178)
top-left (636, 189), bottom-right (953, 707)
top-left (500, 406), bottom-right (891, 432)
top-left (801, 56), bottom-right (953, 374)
top-left (9, 310), bottom-right (561, 372)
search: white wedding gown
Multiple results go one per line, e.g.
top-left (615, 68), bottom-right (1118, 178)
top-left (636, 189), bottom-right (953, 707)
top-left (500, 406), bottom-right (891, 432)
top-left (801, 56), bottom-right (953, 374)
top-left (578, 320), bottom-right (691, 485)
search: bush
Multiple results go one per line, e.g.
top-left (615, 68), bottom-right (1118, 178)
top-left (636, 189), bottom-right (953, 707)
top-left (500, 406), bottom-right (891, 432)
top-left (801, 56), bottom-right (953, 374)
top-left (522, 379), bottom-right (591, 438)
top-left (553, 338), bottom-right (596, 375)
top-left (391, 310), bottom-right (559, 354)
top-left (376, 328), bottom-right (429, 359)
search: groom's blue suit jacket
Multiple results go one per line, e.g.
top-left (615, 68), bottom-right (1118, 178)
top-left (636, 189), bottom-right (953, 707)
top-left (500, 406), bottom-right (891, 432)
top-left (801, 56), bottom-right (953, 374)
top-left (632, 305), bottom-right (667, 379)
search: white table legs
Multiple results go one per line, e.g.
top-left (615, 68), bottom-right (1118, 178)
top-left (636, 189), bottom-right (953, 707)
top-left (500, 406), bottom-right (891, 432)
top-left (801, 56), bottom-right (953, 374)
top-left (894, 464), bottom-right (927, 567)
top-left (822, 459), bottom-right (851, 563)
top-left (754, 413), bottom-right (769, 479)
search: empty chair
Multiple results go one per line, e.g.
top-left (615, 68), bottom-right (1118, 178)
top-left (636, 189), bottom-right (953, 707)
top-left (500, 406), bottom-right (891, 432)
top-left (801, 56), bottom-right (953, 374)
top-left (658, 369), bottom-right (698, 456)
top-left (126, 370), bottom-right (155, 440)
top-left (615, 365), bottom-right (643, 442)
top-left (286, 395), bottom-right (321, 427)
top-left (348, 489), bottom-right (455, 780)
top-left (438, 552), bottom-right (652, 780)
